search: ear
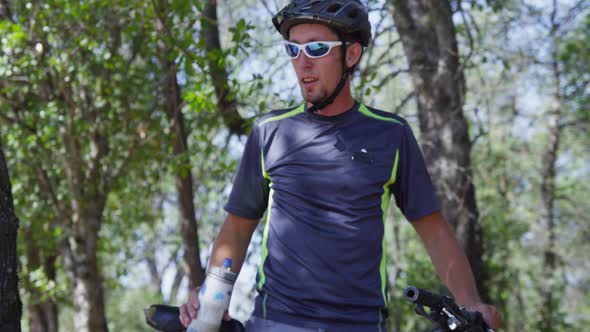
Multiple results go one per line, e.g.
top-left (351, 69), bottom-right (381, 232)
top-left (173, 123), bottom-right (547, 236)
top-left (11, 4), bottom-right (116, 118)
top-left (345, 43), bottom-right (363, 68)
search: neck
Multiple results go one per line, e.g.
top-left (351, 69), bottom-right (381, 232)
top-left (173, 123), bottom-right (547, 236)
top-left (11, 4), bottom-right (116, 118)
top-left (309, 81), bottom-right (355, 117)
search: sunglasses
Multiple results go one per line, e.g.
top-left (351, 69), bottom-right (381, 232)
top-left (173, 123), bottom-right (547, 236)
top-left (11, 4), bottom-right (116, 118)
top-left (284, 41), bottom-right (347, 59)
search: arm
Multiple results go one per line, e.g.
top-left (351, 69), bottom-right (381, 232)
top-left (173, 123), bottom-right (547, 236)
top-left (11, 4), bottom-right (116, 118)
top-left (179, 213), bottom-right (259, 326)
top-left (412, 211), bottom-right (501, 329)
top-left (208, 213), bottom-right (259, 274)
top-left (411, 211), bottom-right (480, 306)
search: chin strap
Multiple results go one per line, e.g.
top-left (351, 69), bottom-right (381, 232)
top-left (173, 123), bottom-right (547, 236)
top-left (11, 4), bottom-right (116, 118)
top-left (307, 34), bottom-right (352, 113)
top-left (307, 72), bottom-right (349, 113)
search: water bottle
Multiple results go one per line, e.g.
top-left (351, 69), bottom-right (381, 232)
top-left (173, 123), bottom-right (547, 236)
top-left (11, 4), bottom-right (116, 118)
top-left (187, 258), bottom-right (237, 332)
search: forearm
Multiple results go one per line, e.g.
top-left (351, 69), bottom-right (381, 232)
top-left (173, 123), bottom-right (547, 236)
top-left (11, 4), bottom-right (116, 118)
top-left (412, 212), bottom-right (481, 307)
top-left (428, 230), bottom-right (481, 306)
top-left (208, 213), bottom-right (259, 275)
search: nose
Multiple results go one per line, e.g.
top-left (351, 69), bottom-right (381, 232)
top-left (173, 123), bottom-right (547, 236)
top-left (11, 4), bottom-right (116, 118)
top-left (293, 51), bottom-right (314, 69)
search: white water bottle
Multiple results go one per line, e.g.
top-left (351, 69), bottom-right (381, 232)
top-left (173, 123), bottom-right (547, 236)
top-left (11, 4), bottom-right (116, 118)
top-left (187, 258), bottom-right (237, 332)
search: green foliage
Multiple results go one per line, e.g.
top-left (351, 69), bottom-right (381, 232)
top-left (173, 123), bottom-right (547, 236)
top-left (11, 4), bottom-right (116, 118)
top-left (228, 19), bottom-right (256, 55)
top-left (461, 3), bottom-right (590, 330)
top-left (3, 1), bottom-right (590, 331)
top-left (383, 210), bottom-right (445, 331)
top-left (106, 287), bottom-right (164, 332)
top-left (2, 0), bottom-right (193, 328)
top-left (560, 13), bottom-right (590, 130)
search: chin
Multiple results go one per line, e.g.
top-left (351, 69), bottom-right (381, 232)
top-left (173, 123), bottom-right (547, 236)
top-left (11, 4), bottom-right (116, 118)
top-left (303, 96), bottom-right (321, 104)
top-left (302, 91), bottom-right (327, 104)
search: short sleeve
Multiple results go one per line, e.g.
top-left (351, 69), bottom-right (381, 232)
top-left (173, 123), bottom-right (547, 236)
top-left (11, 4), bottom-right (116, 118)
top-left (390, 124), bottom-right (441, 222)
top-left (223, 124), bottom-right (270, 219)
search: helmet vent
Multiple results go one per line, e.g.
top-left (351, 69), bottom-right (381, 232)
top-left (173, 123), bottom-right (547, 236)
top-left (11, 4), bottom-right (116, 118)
top-left (302, 1), bottom-right (321, 10)
top-left (326, 3), bottom-right (342, 13)
top-left (347, 9), bottom-right (358, 18)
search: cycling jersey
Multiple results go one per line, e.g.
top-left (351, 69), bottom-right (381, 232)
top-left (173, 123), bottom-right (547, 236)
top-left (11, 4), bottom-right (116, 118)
top-left (224, 102), bottom-right (441, 331)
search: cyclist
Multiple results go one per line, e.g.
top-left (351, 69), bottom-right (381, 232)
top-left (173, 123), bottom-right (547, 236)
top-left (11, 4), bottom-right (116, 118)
top-left (180, 1), bottom-right (501, 331)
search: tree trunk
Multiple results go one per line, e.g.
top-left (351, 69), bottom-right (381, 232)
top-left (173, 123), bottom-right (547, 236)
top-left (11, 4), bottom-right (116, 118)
top-left (155, 2), bottom-right (207, 290)
top-left (537, 24), bottom-right (563, 332)
top-left (168, 265), bottom-right (186, 304)
top-left (27, 300), bottom-right (58, 332)
top-left (202, 0), bottom-right (247, 135)
top-left (167, 71), bottom-right (206, 289)
top-left (391, 0), bottom-right (488, 299)
top-left (0, 138), bottom-right (23, 332)
top-left (61, 123), bottom-right (109, 332)
top-left (539, 107), bottom-right (560, 331)
top-left (24, 229), bottom-right (58, 332)
top-left (62, 203), bottom-right (109, 332)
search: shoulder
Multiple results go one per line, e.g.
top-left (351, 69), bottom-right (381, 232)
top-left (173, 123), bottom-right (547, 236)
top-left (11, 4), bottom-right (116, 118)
top-left (255, 104), bottom-right (305, 127)
top-left (358, 104), bottom-right (408, 126)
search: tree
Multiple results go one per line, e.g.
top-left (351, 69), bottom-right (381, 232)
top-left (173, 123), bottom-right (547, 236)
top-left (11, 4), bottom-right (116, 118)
top-left (0, 2), bottom-right (165, 331)
top-left (449, 1), bottom-right (590, 329)
top-left (152, 0), bottom-right (207, 289)
top-left (22, 226), bottom-right (59, 332)
top-left (390, 0), bottom-right (488, 299)
top-left (201, 0), bottom-right (248, 135)
top-left (0, 138), bottom-right (22, 332)
top-left (529, 2), bottom-right (589, 330)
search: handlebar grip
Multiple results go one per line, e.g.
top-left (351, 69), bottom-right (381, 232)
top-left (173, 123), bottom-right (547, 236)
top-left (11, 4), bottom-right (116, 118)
top-left (144, 304), bottom-right (246, 332)
top-left (462, 309), bottom-right (493, 332)
top-left (403, 286), bottom-right (445, 309)
top-left (144, 305), bottom-right (185, 332)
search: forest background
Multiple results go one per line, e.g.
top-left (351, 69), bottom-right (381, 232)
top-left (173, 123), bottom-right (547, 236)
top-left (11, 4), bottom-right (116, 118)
top-left (0, 0), bottom-right (589, 331)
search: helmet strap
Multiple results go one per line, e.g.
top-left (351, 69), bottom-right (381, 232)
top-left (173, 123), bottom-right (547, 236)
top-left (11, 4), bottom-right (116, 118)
top-left (307, 33), bottom-right (352, 113)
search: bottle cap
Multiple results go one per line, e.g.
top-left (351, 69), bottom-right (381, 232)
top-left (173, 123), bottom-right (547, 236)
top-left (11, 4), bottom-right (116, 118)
top-left (222, 258), bottom-right (232, 269)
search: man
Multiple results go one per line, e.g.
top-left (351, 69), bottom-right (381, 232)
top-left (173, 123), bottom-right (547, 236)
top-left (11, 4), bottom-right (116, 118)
top-left (180, 1), bottom-right (501, 331)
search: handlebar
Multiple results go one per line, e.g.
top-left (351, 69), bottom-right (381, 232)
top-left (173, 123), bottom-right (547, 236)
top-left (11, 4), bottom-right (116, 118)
top-left (145, 287), bottom-right (491, 332)
top-left (404, 285), bottom-right (445, 308)
top-left (403, 286), bottom-right (493, 332)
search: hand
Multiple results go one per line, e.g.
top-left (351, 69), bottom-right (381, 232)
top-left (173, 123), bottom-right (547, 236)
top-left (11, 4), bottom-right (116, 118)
top-left (467, 303), bottom-right (502, 330)
top-left (179, 288), bottom-right (232, 327)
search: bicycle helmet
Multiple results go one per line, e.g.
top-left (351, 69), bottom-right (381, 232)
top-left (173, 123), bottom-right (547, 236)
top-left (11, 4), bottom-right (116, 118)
top-left (272, 0), bottom-right (371, 47)
top-left (272, 0), bottom-right (372, 113)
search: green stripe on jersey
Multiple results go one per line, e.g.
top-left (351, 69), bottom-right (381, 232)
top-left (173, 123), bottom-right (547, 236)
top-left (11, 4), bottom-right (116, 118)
top-left (379, 149), bottom-right (399, 305)
top-left (259, 104), bottom-right (305, 126)
top-left (359, 104), bottom-right (403, 125)
top-left (257, 188), bottom-right (274, 290)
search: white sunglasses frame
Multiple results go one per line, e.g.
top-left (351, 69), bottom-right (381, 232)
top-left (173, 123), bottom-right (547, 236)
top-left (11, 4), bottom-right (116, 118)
top-left (284, 41), bottom-right (347, 59)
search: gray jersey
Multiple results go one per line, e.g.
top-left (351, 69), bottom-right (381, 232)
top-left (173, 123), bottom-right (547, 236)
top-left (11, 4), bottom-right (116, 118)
top-left (225, 102), bottom-right (441, 331)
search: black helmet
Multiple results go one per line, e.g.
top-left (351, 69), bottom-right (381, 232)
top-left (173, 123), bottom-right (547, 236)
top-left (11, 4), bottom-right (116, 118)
top-left (272, 0), bottom-right (372, 47)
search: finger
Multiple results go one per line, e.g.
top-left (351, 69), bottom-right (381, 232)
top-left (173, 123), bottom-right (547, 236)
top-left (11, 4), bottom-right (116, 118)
top-left (187, 299), bottom-right (199, 319)
top-left (179, 304), bottom-right (190, 327)
top-left (223, 310), bottom-right (231, 321)
top-left (482, 307), bottom-right (502, 329)
top-left (189, 289), bottom-right (200, 315)
top-left (491, 310), bottom-right (502, 329)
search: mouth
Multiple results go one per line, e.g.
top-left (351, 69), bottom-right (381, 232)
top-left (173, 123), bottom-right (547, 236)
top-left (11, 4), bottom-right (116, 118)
top-left (301, 77), bottom-right (319, 88)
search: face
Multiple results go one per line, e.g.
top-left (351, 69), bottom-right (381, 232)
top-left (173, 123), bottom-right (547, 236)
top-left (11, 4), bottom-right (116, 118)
top-left (288, 24), bottom-right (345, 104)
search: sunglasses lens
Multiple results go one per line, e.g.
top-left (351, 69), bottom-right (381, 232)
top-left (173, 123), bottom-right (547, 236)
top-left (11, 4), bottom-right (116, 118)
top-left (285, 43), bottom-right (300, 58)
top-left (305, 42), bottom-right (330, 57)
